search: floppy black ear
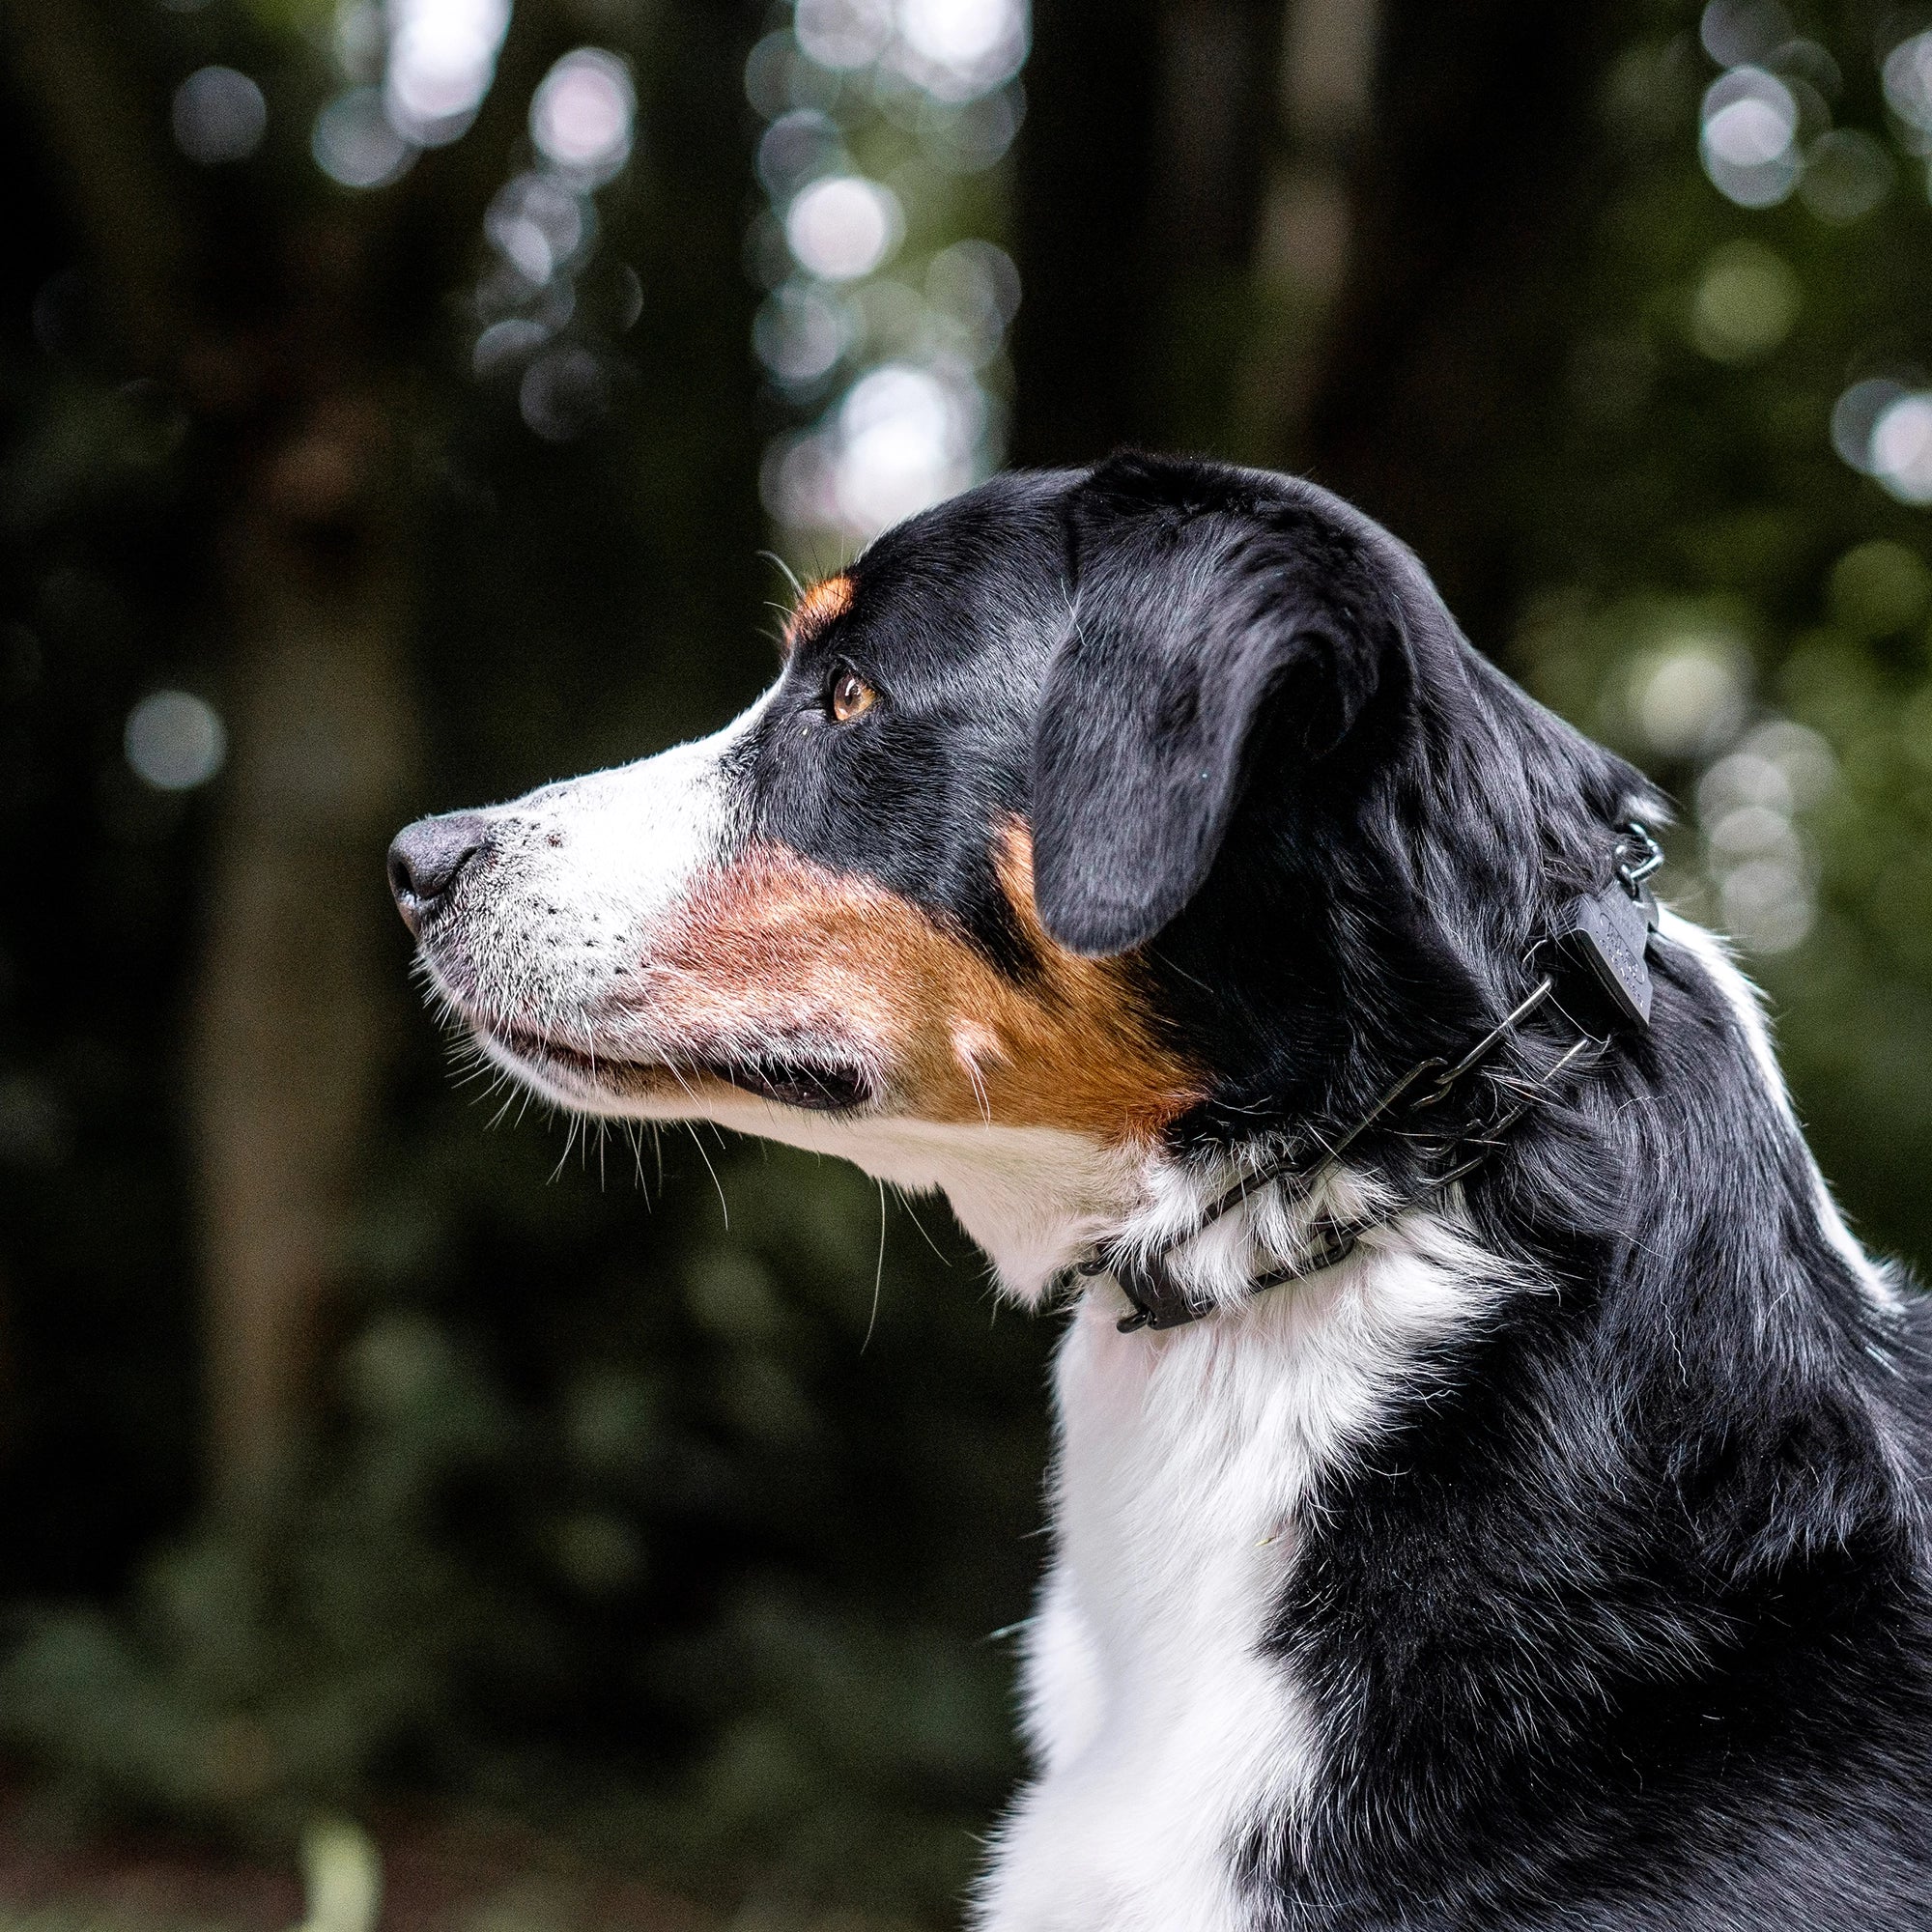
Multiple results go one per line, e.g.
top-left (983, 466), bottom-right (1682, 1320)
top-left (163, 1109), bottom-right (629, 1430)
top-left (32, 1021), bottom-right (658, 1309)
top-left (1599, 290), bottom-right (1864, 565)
top-left (1032, 457), bottom-right (1405, 957)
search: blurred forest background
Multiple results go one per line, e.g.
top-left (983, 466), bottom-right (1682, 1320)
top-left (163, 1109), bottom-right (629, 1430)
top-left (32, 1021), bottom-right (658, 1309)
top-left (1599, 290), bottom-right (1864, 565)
top-left (3, 0), bottom-right (1932, 1925)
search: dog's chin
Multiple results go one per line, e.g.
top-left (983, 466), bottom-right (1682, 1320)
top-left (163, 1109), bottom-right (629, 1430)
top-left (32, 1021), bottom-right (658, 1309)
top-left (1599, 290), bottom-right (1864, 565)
top-left (472, 1018), bottom-right (876, 1118)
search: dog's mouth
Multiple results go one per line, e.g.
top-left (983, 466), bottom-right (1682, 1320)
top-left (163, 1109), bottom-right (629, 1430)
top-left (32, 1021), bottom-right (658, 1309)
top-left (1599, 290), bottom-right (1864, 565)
top-left (485, 1021), bottom-right (875, 1114)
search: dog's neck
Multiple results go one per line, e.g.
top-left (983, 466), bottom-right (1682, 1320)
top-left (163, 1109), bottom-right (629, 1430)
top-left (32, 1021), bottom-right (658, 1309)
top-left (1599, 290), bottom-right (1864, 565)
top-left (796, 1107), bottom-right (1425, 1328)
top-left (896, 924), bottom-right (1627, 1331)
top-left (774, 910), bottom-right (1887, 1360)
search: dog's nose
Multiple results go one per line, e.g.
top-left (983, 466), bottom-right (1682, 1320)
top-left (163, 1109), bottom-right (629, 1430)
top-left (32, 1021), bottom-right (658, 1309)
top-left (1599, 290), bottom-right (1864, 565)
top-left (387, 812), bottom-right (490, 930)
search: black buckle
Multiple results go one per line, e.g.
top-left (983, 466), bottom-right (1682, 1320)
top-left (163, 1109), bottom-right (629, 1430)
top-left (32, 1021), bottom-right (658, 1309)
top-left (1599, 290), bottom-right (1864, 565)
top-left (1113, 1249), bottom-right (1210, 1333)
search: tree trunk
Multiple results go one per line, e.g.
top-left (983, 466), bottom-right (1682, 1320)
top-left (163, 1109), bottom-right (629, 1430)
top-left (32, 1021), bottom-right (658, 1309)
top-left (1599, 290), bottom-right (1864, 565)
top-left (1299, 0), bottom-right (1631, 640)
top-left (1232, 0), bottom-right (1381, 461)
top-left (1011, 0), bottom-right (1284, 461)
top-left (189, 391), bottom-right (416, 1507)
top-left (1009, 0), bottom-right (1164, 462)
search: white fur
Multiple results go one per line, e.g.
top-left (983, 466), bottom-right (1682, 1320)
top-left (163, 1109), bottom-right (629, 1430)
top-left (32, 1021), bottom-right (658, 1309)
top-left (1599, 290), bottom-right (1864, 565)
top-left (416, 709), bottom-right (760, 1061)
top-left (1660, 912), bottom-right (1906, 1320)
top-left (735, 1118), bottom-right (1467, 1932)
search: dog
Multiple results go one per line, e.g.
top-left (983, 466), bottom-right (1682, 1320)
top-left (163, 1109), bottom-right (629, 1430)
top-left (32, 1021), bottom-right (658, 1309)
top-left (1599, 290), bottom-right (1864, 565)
top-left (388, 454), bottom-right (1932, 1930)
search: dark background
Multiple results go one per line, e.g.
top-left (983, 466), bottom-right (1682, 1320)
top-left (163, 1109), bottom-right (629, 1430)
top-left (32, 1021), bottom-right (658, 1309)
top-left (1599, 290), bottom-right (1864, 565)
top-left (4, 0), bottom-right (1932, 1924)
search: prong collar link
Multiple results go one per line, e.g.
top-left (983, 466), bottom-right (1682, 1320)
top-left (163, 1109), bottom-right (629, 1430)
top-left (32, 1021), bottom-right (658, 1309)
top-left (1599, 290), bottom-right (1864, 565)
top-left (1615, 820), bottom-right (1664, 895)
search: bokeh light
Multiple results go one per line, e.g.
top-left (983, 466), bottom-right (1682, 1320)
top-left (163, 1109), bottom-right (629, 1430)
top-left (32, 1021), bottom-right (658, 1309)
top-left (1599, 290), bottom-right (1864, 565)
top-left (529, 50), bottom-right (636, 185)
top-left (472, 315), bottom-right (550, 380)
top-left (1829, 541), bottom-right (1932, 636)
top-left (1883, 30), bottom-right (1932, 145)
top-left (1699, 67), bottom-right (1801, 208)
top-left (920, 87), bottom-right (1024, 172)
top-left (1719, 853), bottom-right (1816, 952)
top-left (1831, 377), bottom-right (1913, 475)
top-left (749, 1), bottom-right (1028, 550)
top-left (925, 239), bottom-right (1020, 361)
top-left (486, 174), bottom-right (594, 288)
top-left (171, 68), bottom-right (267, 166)
top-left (332, 0), bottom-right (384, 81)
top-left (519, 345), bottom-right (612, 441)
top-left (894, 0), bottom-right (1029, 102)
top-left (784, 176), bottom-right (903, 281)
top-left (1689, 240), bottom-right (1799, 362)
top-left (756, 109), bottom-right (846, 202)
top-left (1868, 392), bottom-right (1932, 505)
top-left (763, 362), bottom-right (982, 535)
top-left (1700, 0), bottom-right (1794, 70)
top-left (795, 0), bottom-right (895, 71)
top-left (459, 41), bottom-right (639, 440)
top-left (1831, 376), bottom-right (1932, 503)
top-left (754, 281), bottom-right (856, 385)
top-left (1798, 128), bottom-right (1892, 223)
top-left (312, 87), bottom-right (415, 188)
top-left (124, 691), bottom-right (227, 792)
top-left (1693, 720), bottom-right (1833, 954)
top-left (745, 29), bottom-right (841, 118)
top-left (832, 361), bottom-right (980, 526)
top-left (384, 0), bottom-right (510, 147)
top-left (1631, 641), bottom-right (1748, 758)
top-left (1704, 724), bottom-right (1833, 952)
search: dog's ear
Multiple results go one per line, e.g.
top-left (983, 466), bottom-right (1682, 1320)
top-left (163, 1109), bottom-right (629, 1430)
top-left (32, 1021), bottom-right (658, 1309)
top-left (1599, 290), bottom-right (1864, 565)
top-left (1032, 456), bottom-right (1406, 957)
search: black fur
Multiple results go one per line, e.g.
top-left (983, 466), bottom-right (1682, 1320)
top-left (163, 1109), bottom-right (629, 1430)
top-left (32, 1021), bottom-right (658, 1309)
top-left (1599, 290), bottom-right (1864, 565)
top-left (1034, 462), bottom-right (1399, 954)
top-left (739, 453), bottom-right (1932, 1927)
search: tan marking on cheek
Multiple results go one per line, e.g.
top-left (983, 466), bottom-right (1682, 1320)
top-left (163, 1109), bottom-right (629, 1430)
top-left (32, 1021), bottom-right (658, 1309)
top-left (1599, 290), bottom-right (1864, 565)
top-left (642, 834), bottom-right (1203, 1142)
top-left (961, 821), bottom-right (1205, 1139)
top-left (781, 573), bottom-right (855, 656)
top-left (639, 852), bottom-right (909, 1067)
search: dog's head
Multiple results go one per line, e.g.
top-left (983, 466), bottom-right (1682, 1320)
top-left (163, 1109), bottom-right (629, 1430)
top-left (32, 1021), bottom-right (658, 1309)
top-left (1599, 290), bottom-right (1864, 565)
top-left (390, 455), bottom-right (1645, 1274)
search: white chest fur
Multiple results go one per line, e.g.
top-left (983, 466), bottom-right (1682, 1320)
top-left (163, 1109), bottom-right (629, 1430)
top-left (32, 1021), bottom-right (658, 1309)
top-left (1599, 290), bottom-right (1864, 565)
top-left (975, 1214), bottom-right (1504, 1932)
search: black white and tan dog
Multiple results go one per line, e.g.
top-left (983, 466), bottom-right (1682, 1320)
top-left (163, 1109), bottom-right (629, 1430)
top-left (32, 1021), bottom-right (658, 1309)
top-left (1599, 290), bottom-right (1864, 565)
top-left (388, 456), bottom-right (1932, 1930)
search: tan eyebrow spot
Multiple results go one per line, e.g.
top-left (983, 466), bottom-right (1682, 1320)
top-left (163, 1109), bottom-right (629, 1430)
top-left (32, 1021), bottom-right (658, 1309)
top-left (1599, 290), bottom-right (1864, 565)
top-left (781, 572), bottom-right (855, 656)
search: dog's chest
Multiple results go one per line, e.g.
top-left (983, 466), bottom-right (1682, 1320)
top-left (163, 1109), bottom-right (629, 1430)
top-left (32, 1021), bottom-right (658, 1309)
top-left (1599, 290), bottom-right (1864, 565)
top-left (1048, 1293), bottom-right (1330, 1747)
top-left (980, 1322), bottom-right (1314, 1928)
top-left (980, 1237), bottom-right (1484, 1932)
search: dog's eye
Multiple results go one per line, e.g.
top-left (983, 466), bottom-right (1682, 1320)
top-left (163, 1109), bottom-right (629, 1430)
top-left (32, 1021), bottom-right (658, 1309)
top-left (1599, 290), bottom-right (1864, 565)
top-left (828, 668), bottom-right (877, 724)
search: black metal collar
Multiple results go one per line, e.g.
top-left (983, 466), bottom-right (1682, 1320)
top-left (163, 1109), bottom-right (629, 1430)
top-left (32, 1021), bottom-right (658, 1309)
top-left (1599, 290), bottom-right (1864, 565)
top-left (1078, 824), bottom-right (1663, 1335)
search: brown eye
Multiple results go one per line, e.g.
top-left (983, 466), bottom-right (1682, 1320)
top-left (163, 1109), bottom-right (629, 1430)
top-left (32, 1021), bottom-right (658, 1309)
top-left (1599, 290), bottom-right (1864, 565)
top-left (829, 668), bottom-right (877, 723)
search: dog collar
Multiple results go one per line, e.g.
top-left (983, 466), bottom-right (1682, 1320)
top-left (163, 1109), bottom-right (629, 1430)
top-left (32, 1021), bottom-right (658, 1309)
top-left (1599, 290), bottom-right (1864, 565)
top-left (1082, 825), bottom-right (1664, 1335)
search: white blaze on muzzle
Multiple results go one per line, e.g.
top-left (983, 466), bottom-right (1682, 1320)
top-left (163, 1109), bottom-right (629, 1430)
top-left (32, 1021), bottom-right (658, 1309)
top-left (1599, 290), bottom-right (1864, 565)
top-left (400, 706), bottom-right (759, 1063)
